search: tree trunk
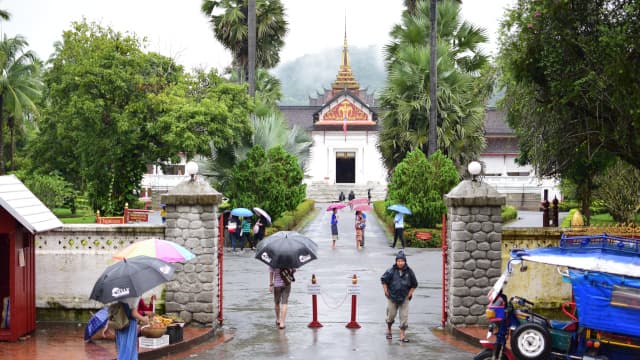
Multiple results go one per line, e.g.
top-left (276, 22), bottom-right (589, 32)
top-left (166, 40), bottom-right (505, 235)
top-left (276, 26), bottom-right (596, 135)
top-left (248, 0), bottom-right (256, 97)
top-left (0, 95), bottom-right (5, 175)
top-left (8, 115), bottom-right (14, 172)
top-left (428, 0), bottom-right (438, 156)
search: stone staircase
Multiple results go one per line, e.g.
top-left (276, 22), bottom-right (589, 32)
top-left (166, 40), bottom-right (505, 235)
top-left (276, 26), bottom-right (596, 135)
top-left (306, 182), bottom-right (387, 203)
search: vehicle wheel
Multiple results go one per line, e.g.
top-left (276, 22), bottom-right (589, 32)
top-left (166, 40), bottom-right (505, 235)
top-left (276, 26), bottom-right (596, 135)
top-left (510, 323), bottom-right (551, 360)
top-left (473, 348), bottom-right (509, 360)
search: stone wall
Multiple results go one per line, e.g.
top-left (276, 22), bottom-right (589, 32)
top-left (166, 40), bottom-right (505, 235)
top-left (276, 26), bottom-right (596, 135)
top-left (161, 178), bottom-right (222, 327)
top-left (445, 180), bottom-right (505, 327)
top-left (35, 224), bottom-right (165, 309)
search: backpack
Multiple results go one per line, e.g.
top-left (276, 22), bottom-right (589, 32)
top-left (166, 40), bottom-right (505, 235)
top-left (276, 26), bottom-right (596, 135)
top-left (280, 268), bottom-right (295, 286)
top-left (107, 302), bottom-right (130, 330)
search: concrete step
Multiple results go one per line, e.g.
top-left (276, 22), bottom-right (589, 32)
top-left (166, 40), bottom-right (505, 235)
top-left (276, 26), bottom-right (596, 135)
top-left (306, 182), bottom-right (387, 203)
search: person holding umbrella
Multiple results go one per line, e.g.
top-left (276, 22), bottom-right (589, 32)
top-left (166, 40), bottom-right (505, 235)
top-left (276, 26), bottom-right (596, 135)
top-left (355, 210), bottom-right (365, 250)
top-left (254, 215), bottom-right (268, 244)
top-left (388, 205), bottom-right (411, 249)
top-left (269, 267), bottom-right (295, 329)
top-left (331, 208), bottom-right (339, 249)
top-left (114, 296), bottom-right (150, 359)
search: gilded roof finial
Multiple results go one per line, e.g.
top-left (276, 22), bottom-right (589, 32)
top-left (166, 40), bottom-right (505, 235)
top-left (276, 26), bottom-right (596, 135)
top-left (332, 13), bottom-right (360, 92)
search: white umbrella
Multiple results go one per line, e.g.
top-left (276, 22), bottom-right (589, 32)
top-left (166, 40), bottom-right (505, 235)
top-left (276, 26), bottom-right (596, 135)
top-left (253, 207), bottom-right (272, 224)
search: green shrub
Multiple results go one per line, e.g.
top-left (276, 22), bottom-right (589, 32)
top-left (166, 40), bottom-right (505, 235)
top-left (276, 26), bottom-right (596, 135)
top-left (386, 150), bottom-right (458, 228)
top-left (271, 199), bottom-right (316, 231)
top-left (227, 146), bottom-right (306, 223)
top-left (501, 205), bottom-right (518, 223)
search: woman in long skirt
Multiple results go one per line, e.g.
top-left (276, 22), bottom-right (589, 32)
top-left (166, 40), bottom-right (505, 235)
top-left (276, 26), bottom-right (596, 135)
top-left (116, 297), bottom-right (149, 360)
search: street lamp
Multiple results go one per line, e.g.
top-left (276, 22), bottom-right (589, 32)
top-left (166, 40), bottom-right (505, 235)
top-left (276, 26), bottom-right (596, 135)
top-left (185, 161), bottom-right (199, 182)
top-left (468, 161), bottom-right (482, 182)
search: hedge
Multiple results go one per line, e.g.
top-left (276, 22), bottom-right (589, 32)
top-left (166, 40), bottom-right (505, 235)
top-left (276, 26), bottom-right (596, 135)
top-left (270, 199), bottom-right (316, 233)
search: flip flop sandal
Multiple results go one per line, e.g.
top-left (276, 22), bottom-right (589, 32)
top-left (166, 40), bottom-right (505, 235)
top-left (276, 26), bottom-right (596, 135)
top-left (385, 333), bottom-right (392, 339)
top-left (400, 338), bottom-right (410, 343)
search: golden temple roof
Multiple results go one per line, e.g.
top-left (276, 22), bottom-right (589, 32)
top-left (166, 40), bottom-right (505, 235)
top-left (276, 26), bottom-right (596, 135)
top-left (331, 26), bottom-right (360, 91)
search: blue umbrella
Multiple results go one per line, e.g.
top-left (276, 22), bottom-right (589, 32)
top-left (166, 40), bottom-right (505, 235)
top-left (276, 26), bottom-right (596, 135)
top-left (84, 307), bottom-right (109, 341)
top-left (387, 204), bottom-right (412, 215)
top-left (231, 207), bottom-right (253, 217)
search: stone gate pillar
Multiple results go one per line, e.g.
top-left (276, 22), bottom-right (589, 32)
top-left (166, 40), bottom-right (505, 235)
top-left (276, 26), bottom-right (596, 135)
top-left (161, 176), bottom-right (222, 327)
top-left (444, 179), bottom-right (505, 328)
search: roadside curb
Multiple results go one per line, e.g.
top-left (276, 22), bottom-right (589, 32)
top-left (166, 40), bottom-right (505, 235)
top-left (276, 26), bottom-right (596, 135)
top-left (448, 325), bottom-right (486, 348)
top-left (138, 326), bottom-right (223, 360)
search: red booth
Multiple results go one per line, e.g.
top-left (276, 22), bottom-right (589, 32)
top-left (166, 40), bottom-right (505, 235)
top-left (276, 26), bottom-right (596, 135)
top-left (0, 175), bottom-right (62, 342)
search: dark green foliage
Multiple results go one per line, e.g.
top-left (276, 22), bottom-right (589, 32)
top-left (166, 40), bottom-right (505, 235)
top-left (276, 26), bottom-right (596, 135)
top-left (378, 0), bottom-right (492, 170)
top-left (14, 171), bottom-right (75, 210)
top-left (386, 150), bottom-right (458, 228)
top-left (226, 145), bottom-right (305, 221)
top-left (593, 159), bottom-right (640, 223)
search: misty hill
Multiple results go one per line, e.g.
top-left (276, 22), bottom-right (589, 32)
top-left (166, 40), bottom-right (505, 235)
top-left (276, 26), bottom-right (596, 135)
top-left (273, 45), bottom-right (387, 105)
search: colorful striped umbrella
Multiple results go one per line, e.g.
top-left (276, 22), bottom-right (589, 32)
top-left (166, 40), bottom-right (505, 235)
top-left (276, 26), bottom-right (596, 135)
top-left (113, 239), bottom-right (195, 263)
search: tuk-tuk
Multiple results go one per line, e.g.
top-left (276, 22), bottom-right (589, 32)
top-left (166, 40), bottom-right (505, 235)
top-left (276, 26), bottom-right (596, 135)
top-left (476, 233), bottom-right (640, 360)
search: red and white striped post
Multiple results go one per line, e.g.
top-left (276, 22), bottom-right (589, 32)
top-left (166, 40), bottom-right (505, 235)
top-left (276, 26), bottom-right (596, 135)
top-left (345, 274), bottom-right (361, 329)
top-left (308, 274), bottom-right (323, 328)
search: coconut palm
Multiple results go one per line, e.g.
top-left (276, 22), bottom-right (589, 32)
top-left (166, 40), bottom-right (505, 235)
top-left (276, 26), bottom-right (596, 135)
top-left (0, 34), bottom-right (42, 174)
top-left (378, 0), bottom-right (491, 171)
top-left (201, 0), bottom-right (288, 83)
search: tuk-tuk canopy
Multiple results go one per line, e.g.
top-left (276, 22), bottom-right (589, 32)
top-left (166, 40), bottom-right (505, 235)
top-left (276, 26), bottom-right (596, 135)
top-left (511, 233), bottom-right (640, 278)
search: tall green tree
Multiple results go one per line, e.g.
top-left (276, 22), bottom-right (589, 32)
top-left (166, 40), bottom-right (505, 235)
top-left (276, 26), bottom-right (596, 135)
top-left (498, 0), bottom-right (640, 221)
top-left (0, 34), bottom-right (42, 174)
top-left (379, 0), bottom-right (493, 171)
top-left (201, 0), bottom-right (288, 82)
top-left (31, 21), bottom-right (253, 214)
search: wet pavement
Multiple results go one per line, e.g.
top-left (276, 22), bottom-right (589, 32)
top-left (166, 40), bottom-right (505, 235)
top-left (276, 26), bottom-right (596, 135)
top-left (184, 203), bottom-right (478, 359)
top-left (0, 203), bottom-right (488, 359)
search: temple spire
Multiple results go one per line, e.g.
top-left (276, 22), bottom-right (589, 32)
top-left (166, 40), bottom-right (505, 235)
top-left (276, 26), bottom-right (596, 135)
top-left (332, 16), bottom-right (360, 93)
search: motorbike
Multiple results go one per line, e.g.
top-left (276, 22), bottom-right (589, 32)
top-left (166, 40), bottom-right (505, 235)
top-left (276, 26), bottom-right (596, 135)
top-left (474, 233), bottom-right (640, 360)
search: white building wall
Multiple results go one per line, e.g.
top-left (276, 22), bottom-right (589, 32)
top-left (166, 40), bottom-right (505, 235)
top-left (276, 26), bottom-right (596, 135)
top-left (307, 130), bottom-right (387, 185)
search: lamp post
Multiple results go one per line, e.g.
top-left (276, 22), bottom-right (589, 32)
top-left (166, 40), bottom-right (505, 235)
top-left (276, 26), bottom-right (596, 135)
top-left (185, 161), bottom-right (199, 182)
top-left (468, 161), bottom-right (482, 182)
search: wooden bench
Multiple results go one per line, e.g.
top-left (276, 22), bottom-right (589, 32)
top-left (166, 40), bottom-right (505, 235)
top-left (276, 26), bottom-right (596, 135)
top-left (414, 231), bottom-right (432, 241)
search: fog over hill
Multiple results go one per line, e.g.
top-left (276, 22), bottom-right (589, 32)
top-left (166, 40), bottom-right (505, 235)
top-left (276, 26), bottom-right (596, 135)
top-left (273, 45), bottom-right (387, 106)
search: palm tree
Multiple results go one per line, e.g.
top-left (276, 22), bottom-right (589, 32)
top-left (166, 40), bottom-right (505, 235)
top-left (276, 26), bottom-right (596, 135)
top-left (0, 34), bottom-right (42, 174)
top-left (201, 0), bottom-right (288, 83)
top-left (378, 0), bottom-right (492, 171)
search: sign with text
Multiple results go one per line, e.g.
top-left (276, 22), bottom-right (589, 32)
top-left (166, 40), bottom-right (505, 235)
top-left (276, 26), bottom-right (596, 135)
top-left (306, 284), bottom-right (321, 295)
top-left (347, 285), bottom-right (361, 295)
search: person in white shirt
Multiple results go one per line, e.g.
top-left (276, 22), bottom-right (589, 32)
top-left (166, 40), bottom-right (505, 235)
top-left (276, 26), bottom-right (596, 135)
top-left (391, 212), bottom-right (405, 249)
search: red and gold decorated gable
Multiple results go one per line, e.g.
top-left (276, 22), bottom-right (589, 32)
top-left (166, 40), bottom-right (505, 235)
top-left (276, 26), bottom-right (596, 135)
top-left (322, 100), bottom-right (369, 121)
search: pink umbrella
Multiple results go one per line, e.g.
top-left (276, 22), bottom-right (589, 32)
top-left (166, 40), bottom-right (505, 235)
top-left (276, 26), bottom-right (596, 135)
top-left (354, 204), bottom-right (372, 212)
top-left (326, 203), bottom-right (346, 211)
top-left (113, 239), bottom-right (195, 263)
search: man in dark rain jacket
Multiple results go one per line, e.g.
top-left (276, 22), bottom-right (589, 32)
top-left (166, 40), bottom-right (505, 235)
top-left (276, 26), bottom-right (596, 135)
top-left (380, 251), bottom-right (418, 342)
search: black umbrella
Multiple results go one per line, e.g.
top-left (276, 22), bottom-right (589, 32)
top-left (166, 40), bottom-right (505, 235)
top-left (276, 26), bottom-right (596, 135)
top-left (89, 256), bottom-right (175, 304)
top-left (255, 231), bottom-right (318, 268)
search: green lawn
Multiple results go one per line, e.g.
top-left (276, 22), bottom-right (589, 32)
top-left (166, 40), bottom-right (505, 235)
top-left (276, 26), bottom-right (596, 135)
top-left (53, 208), bottom-right (96, 224)
top-left (590, 212), bottom-right (640, 226)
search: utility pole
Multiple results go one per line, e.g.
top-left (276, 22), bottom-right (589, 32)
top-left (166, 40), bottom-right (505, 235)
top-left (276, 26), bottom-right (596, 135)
top-left (428, 0), bottom-right (438, 156)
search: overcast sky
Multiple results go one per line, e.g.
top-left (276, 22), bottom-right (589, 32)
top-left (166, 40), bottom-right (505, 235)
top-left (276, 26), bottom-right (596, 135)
top-left (2, 0), bottom-right (514, 71)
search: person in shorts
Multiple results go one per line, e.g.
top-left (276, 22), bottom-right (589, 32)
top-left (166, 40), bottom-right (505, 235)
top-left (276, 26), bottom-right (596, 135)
top-left (269, 267), bottom-right (295, 329)
top-left (381, 251), bottom-right (418, 342)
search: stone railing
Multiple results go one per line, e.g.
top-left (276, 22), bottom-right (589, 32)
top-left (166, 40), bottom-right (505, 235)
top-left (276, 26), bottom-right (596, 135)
top-left (35, 224), bottom-right (165, 309)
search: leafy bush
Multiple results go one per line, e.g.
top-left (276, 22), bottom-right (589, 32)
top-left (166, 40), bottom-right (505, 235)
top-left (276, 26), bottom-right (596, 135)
top-left (386, 150), bottom-right (458, 228)
top-left (501, 205), bottom-right (518, 223)
top-left (14, 171), bottom-right (77, 210)
top-left (404, 228), bottom-right (441, 248)
top-left (226, 146), bottom-right (306, 222)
